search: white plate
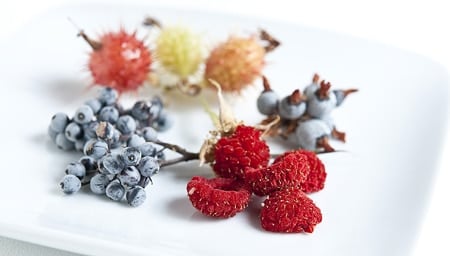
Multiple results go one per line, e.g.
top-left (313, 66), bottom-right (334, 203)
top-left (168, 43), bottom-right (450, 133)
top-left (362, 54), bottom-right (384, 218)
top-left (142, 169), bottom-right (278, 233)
top-left (0, 3), bottom-right (448, 256)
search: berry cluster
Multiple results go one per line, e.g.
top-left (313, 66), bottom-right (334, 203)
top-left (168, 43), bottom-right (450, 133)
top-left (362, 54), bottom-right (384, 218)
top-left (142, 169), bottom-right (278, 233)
top-left (50, 87), bottom-right (173, 206)
top-left (79, 17), bottom-right (279, 95)
top-left (257, 74), bottom-right (357, 152)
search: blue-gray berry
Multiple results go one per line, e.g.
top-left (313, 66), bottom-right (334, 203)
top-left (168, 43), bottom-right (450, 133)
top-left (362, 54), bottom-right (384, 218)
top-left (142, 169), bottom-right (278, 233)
top-left (118, 166), bottom-right (141, 187)
top-left (98, 106), bottom-right (119, 124)
top-left (89, 173), bottom-right (111, 194)
top-left (74, 105), bottom-right (94, 124)
top-left (152, 110), bottom-right (173, 132)
top-left (121, 147), bottom-right (142, 166)
top-left (101, 153), bottom-right (126, 175)
top-left (50, 113), bottom-right (69, 133)
top-left (257, 90), bottom-right (279, 115)
top-left (127, 134), bottom-right (146, 147)
top-left (65, 162), bottom-right (86, 179)
top-left (278, 91), bottom-right (306, 120)
top-left (131, 101), bottom-right (151, 121)
top-left (98, 87), bottom-right (118, 106)
top-left (60, 174), bottom-right (81, 195)
top-left (116, 115), bottom-right (136, 135)
top-left (304, 83), bottom-right (319, 99)
top-left (138, 156), bottom-right (160, 177)
top-left (110, 129), bottom-right (122, 149)
top-left (55, 133), bottom-right (75, 151)
top-left (126, 186), bottom-right (146, 207)
top-left (74, 139), bottom-right (85, 152)
top-left (141, 127), bottom-right (158, 142)
top-left (149, 96), bottom-right (163, 120)
top-left (105, 179), bottom-right (126, 201)
top-left (48, 125), bottom-right (58, 142)
top-left (306, 91), bottom-right (337, 118)
top-left (83, 121), bottom-right (99, 140)
top-left (83, 139), bottom-right (109, 160)
top-left (79, 156), bottom-right (98, 172)
top-left (295, 119), bottom-right (332, 151)
top-left (65, 122), bottom-right (83, 142)
top-left (84, 99), bottom-right (103, 114)
top-left (138, 142), bottom-right (157, 157)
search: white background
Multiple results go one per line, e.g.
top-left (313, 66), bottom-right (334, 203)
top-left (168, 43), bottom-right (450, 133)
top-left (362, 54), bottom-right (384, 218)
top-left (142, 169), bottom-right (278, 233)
top-left (0, 0), bottom-right (448, 255)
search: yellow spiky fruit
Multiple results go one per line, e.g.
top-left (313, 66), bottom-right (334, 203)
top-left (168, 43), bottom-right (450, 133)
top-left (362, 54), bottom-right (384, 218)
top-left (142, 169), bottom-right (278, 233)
top-left (155, 26), bottom-right (204, 79)
top-left (204, 36), bottom-right (265, 92)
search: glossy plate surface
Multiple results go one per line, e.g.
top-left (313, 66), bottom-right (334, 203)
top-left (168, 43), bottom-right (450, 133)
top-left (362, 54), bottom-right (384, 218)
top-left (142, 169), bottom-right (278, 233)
top-left (0, 3), bottom-right (448, 256)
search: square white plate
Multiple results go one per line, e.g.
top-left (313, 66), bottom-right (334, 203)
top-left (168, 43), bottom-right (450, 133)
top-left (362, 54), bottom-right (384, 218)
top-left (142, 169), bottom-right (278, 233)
top-left (0, 3), bottom-right (448, 256)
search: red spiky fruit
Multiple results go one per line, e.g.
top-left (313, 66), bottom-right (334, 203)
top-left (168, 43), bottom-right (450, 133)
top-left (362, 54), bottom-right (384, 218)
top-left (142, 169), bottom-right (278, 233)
top-left (204, 36), bottom-right (265, 92)
top-left (84, 29), bottom-right (151, 93)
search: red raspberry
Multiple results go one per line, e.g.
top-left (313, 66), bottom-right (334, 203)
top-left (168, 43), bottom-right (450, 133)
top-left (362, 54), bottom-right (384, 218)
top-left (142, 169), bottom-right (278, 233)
top-left (213, 125), bottom-right (270, 180)
top-left (186, 176), bottom-right (251, 218)
top-left (274, 150), bottom-right (327, 193)
top-left (260, 188), bottom-right (322, 233)
top-left (244, 152), bottom-right (310, 196)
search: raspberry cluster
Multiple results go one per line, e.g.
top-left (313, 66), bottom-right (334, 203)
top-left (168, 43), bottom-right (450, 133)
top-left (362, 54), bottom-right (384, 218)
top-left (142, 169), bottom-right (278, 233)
top-left (257, 74), bottom-right (357, 152)
top-left (186, 124), bottom-right (326, 233)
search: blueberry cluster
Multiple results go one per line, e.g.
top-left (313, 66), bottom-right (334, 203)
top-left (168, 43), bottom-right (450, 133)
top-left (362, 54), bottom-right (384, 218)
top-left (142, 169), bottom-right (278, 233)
top-left (257, 75), bottom-right (357, 152)
top-left (50, 87), bottom-right (172, 206)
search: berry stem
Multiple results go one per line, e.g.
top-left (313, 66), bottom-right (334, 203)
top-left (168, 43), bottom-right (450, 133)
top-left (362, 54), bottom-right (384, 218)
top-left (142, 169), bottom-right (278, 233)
top-left (154, 140), bottom-right (200, 167)
top-left (77, 30), bottom-right (102, 51)
top-left (262, 76), bottom-right (272, 92)
top-left (142, 17), bottom-right (162, 28)
top-left (259, 29), bottom-right (280, 53)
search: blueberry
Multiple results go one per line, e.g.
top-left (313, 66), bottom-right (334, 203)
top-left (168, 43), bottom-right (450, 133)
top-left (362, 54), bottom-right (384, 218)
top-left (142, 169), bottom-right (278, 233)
top-left (116, 115), bottom-right (136, 135)
top-left (149, 96), bottom-right (163, 119)
top-left (118, 166), bottom-right (141, 187)
top-left (74, 105), bottom-right (94, 124)
top-left (84, 99), bottom-right (103, 114)
top-left (65, 122), bottom-right (83, 142)
top-left (121, 147), bottom-right (142, 166)
top-left (110, 129), bottom-right (122, 149)
top-left (155, 150), bottom-right (165, 160)
top-left (83, 139), bottom-right (109, 160)
top-left (306, 92), bottom-right (337, 118)
top-left (257, 90), bottom-right (279, 115)
top-left (65, 162), bottom-right (86, 179)
top-left (60, 174), bottom-right (81, 195)
top-left (127, 134), bottom-right (146, 147)
top-left (95, 121), bottom-right (114, 141)
top-left (55, 133), bottom-right (75, 151)
top-left (138, 156), bottom-right (160, 177)
top-left (333, 90), bottom-right (345, 107)
top-left (138, 142), bottom-right (157, 157)
top-left (89, 173), bottom-right (111, 194)
top-left (105, 179), bottom-right (126, 201)
top-left (98, 106), bottom-right (119, 124)
top-left (98, 87), bottom-right (118, 106)
top-left (50, 113), bottom-right (69, 133)
top-left (126, 186), bottom-right (146, 207)
top-left (295, 119), bottom-right (331, 151)
top-left (74, 140), bottom-right (86, 152)
top-left (83, 121), bottom-right (99, 139)
top-left (101, 153), bottom-right (126, 175)
top-left (303, 83), bottom-right (319, 99)
top-left (48, 125), bottom-right (58, 142)
top-left (131, 100), bottom-right (151, 121)
top-left (152, 110), bottom-right (173, 132)
top-left (141, 127), bottom-right (158, 142)
top-left (79, 156), bottom-right (98, 173)
top-left (278, 92), bottom-right (306, 120)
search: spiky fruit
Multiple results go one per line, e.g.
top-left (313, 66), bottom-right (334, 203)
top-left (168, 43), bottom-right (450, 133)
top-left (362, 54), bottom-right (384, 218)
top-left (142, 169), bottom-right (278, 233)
top-left (204, 36), bottom-right (265, 92)
top-left (213, 125), bottom-right (270, 180)
top-left (155, 26), bottom-right (204, 79)
top-left (261, 188), bottom-right (322, 233)
top-left (84, 29), bottom-right (151, 93)
top-left (187, 176), bottom-right (251, 218)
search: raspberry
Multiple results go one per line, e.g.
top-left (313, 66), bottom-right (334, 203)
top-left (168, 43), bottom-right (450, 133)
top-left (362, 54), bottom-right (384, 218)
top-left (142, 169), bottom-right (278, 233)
top-left (245, 152), bottom-right (310, 196)
top-left (187, 176), bottom-right (251, 218)
top-left (260, 188), bottom-right (322, 233)
top-left (213, 125), bottom-right (270, 180)
top-left (274, 150), bottom-right (327, 193)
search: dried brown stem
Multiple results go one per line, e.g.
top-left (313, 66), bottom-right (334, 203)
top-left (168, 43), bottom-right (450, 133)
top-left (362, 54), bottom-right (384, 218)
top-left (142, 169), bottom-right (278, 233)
top-left (77, 30), bottom-right (102, 51)
top-left (259, 29), bottom-right (281, 53)
top-left (143, 17), bottom-right (162, 28)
